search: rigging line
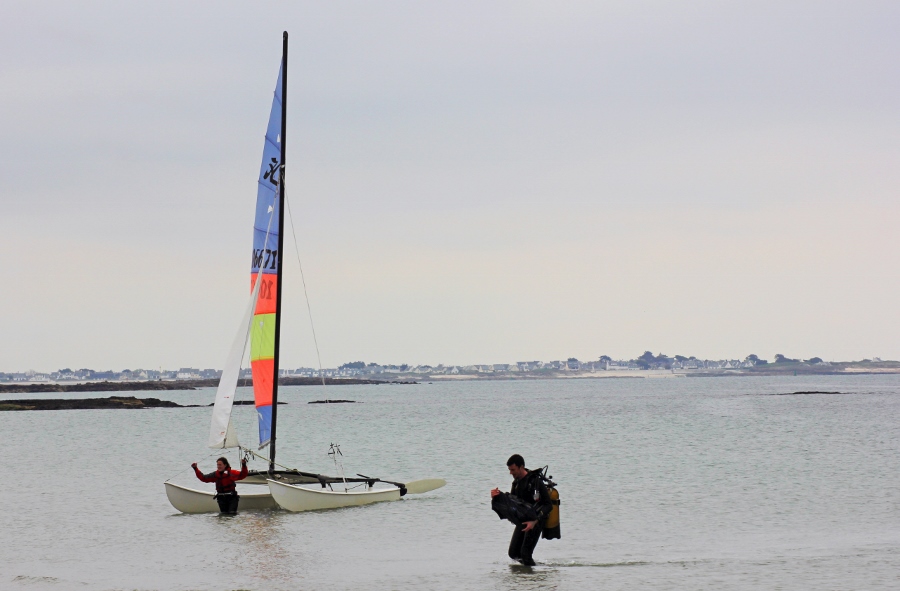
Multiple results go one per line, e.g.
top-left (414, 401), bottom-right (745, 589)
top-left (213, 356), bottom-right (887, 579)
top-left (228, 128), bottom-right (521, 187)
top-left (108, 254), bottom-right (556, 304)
top-left (165, 449), bottom-right (220, 482)
top-left (284, 195), bottom-right (329, 399)
top-left (242, 446), bottom-right (298, 472)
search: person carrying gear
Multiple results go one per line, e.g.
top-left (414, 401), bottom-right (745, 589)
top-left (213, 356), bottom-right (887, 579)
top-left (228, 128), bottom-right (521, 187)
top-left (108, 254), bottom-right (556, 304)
top-left (191, 456), bottom-right (248, 514)
top-left (490, 454), bottom-right (552, 566)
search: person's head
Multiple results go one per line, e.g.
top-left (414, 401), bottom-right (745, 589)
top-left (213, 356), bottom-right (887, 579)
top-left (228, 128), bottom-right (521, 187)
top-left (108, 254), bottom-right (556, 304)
top-left (507, 454), bottom-right (527, 479)
top-left (216, 457), bottom-right (231, 472)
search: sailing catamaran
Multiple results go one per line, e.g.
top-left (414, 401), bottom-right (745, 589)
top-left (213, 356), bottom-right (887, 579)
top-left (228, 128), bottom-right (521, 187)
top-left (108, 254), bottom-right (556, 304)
top-left (165, 32), bottom-right (444, 514)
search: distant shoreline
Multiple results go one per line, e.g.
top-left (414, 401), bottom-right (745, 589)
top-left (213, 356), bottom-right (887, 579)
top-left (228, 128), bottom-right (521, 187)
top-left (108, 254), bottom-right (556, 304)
top-left (2, 362), bottom-right (897, 394)
top-left (425, 361), bottom-right (900, 381)
top-left (423, 371), bottom-right (900, 382)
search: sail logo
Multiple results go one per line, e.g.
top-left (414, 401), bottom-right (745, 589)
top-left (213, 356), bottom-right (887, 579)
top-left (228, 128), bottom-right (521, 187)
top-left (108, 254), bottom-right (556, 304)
top-left (263, 157), bottom-right (280, 186)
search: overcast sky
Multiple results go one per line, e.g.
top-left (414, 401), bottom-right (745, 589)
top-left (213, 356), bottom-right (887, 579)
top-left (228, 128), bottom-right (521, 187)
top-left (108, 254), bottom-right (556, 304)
top-left (1, 1), bottom-right (897, 371)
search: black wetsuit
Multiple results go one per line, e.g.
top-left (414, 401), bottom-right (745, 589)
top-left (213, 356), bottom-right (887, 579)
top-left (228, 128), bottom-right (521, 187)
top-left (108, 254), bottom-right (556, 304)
top-left (507, 470), bottom-right (552, 566)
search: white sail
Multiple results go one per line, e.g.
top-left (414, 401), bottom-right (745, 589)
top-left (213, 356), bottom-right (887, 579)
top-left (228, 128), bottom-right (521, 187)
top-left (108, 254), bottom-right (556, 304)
top-left (208, 272), bottom-right (263, 448)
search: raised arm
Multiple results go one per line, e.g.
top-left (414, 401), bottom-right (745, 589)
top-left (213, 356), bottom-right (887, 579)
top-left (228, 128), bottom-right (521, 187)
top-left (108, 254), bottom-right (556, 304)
top-left (233, 459), bottom-right (249, 481)
top-left (192, 463), bottom-right (215, 483)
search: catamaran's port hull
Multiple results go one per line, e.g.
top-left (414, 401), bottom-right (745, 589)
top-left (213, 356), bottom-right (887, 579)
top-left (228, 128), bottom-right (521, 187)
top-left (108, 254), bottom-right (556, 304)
top-left (267, 478), bottom-right (401, 511)
top-left (164, 482), bottom-right (278, 514)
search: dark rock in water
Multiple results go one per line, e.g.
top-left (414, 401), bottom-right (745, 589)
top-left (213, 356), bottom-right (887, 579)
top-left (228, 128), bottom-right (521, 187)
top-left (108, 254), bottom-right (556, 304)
top-left (0, 396), bottom-right (199, 411)
top-left (275, 377), bottom-right (383, 386)
top-left (0, 376), bottom-right (413, 395)
top-left (0, 381), bottom-right (203, 394)
top-left (308, 400), bottom-right (358, 404)
top-left (773, 391), bottom-right (844, 396)
top-left (208, 401), bottom-right (287, 406)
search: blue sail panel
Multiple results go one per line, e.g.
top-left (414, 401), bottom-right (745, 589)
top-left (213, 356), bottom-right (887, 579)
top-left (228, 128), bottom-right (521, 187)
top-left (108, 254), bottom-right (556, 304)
top-left (257, 404), bottom-right (273, 448)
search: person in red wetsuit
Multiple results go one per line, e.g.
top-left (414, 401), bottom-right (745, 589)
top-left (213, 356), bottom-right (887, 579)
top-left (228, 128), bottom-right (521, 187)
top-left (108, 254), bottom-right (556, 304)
top-left (191, 456), bottom-right (248, 514)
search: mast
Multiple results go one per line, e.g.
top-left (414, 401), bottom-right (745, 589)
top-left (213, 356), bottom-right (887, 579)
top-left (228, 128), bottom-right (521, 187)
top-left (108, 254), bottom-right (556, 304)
top-left (269, 31), bottom-right (288, 474)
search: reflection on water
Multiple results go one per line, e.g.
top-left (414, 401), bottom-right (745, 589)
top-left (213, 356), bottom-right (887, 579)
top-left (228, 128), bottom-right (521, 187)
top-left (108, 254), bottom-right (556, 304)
top-left (226, 511), bottom-right (298, 584)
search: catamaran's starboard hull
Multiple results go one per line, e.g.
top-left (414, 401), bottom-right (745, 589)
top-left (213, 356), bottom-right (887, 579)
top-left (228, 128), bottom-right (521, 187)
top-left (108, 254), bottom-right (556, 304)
top-left (267, 478), bottom-right (402, 512)
top-left (165, 482), bottom-right (279, 514)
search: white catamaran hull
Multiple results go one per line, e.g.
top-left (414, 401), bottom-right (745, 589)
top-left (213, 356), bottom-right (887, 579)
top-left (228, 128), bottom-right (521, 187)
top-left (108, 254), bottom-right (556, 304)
top-left (165, 482), bottom-right (279, 514)
top-left (268, 479), bottom-right (401, 512)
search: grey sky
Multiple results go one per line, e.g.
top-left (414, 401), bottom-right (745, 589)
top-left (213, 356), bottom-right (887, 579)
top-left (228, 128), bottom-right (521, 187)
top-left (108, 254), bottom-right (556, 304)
top-left (1, 1), bottom-right (897, 371)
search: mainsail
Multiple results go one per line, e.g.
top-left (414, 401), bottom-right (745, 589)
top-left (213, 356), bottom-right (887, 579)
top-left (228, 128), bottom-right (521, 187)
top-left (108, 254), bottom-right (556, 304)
top-left (250, 64), bottom-right (284, 449)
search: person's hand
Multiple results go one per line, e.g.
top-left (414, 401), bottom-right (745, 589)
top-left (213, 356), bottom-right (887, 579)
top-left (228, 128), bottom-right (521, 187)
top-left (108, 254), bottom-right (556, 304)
top-left (490, 488), bottom-right (500, 498)
top-left (522, 520), bottom-right (537, 532)
top-left (241, 458), bottom-right (247, 465)
top-left (191, 462), bottom-right (198, 469)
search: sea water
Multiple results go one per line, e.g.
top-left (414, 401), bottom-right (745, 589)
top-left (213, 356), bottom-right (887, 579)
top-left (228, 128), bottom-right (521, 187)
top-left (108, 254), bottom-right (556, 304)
top-left (0, 375), bottom-right (897, 590)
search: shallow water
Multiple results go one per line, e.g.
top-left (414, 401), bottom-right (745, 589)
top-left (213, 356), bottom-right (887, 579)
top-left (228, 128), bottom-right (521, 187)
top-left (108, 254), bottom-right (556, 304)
top-left (1, 375), bottom-right (898, 590)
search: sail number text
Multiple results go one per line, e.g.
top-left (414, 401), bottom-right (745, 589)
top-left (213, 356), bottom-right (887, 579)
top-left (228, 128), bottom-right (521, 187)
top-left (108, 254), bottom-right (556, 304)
top-left (252, 248), bottom-right (279, 271)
